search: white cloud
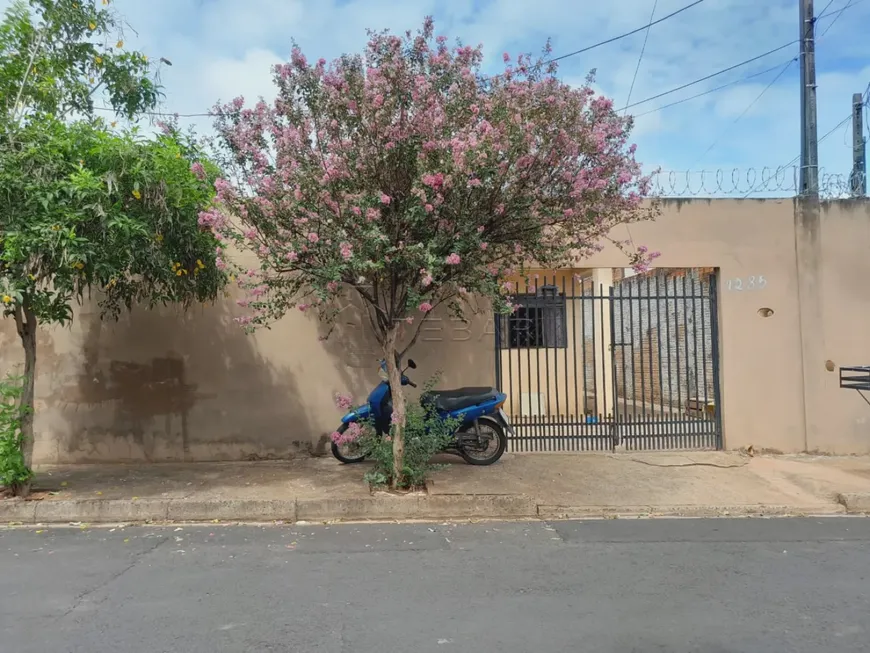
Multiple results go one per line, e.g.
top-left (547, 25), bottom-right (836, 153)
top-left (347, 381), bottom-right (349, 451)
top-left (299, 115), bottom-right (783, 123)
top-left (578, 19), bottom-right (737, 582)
top-left (2, 0), bottom-right (868, 196)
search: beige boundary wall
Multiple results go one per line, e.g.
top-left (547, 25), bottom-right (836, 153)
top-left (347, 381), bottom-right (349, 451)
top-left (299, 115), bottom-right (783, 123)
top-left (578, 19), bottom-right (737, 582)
top-left (1, 198), bottom-right (869, 462)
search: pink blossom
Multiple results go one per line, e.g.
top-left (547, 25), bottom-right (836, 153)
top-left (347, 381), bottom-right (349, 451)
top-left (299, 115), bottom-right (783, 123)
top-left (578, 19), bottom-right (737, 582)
top-left (307, 232), bottom-right (320, 243)
top-left (366, 207), bottom-right (380, 221)
top-left (503, 52), bottom-right (510, 63)
top-left (237, 299), bottom-right (250, 308)
top-left (339, 242), bottom-right (353, 260)
top-left (380, 193), bottom-right (391, 205)
top-left (418, 302), bottom-right (433, 313)
top-left (286, 251), bottom-right (298, 261)
top-left (445, 253), bottom-right (461, 265)
top-left (480, 242), bottom-right (488, 250)
top-left (190, 162), bottom-right (206, 180)
top-left (351, 206), bottom-right (361, 216)
top-left (334, 392), bottom-right (354, 411)
top-left (298, 303), bottom-right (310, 312)
top-left (405, 316), bottom-right (414, 324)
top-left (327, 281), bottom-right (339, 292)
top-left (424, 204), bottom-right (434, 213)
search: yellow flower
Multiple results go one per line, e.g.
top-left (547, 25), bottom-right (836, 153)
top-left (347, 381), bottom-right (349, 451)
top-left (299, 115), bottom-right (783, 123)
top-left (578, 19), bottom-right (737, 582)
top-left (102, 0), bottom-right (109, 5)
top-left (74, 262), bottom-right (85, 270)
top-left (28, 274), bottom-right (35, 281)
top-left (89, 77), bottom-right (95, 84)
top-left (196, 259), bottom-right (205, 269)
top-left (155, 233), bottom-right (163, 243)
top-left (116, 40), bottom-right (123, 48)
top-left (88, 22), bottom-right (96, 30)
top-left (1, 295), bottom-right (12, 305)
top-left (132, 189), bottom-right (141, 200)
top-left (142, 54), bottom-right (148, 62)
top-left (176, 152), bottom-right (181, 158)
top-left (95, 56), bottom-right (103, 65)
top-left (110, 121), bottom-right (117, 128)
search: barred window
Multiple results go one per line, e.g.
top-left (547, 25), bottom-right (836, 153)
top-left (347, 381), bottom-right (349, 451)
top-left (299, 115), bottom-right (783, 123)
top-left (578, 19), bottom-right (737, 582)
top-left (499, 285), bottom-right (567, 349)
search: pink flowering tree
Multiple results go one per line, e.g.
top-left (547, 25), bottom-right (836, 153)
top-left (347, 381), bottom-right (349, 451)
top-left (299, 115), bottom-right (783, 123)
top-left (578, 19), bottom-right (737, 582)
top-left (208, 18), bottom-right (659, 487)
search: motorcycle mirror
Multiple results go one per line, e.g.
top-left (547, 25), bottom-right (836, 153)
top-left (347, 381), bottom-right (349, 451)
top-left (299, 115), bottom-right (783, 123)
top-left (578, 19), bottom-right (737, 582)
top-left (407, 359), bottom-right (417, 369)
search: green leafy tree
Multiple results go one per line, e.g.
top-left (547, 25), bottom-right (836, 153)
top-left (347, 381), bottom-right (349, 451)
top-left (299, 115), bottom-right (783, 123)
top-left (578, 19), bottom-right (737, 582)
top-left (0, 1), bottom-right (225, 495)
top-left (1, 0), bottom-right (159, 123)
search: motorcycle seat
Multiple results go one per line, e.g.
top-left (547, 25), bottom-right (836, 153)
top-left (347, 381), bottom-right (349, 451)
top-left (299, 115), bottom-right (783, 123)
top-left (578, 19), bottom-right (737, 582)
top-left (422, 387), bottom-right (499, 413)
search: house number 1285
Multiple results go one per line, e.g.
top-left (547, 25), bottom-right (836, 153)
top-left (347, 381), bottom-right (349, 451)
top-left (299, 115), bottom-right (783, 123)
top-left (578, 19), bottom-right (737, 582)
top-left (726, 276), bottom-right (767, 291)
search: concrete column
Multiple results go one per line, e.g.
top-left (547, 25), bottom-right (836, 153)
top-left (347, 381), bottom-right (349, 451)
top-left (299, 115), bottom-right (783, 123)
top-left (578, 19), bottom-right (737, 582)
top-left (794, 196), bottom-right (825, 451)
top-left (591, 268), bottom-right (614, 418)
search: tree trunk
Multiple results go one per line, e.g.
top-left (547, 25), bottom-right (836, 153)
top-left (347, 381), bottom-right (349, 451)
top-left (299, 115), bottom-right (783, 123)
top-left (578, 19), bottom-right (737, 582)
top-left (384, 326), bottom-right (406, 489)
top-left (12, 303), bottom-right (37, 496)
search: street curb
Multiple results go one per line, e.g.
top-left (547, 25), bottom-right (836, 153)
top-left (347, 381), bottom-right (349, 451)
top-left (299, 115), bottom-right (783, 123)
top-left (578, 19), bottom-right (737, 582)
top-left (537, 503), bottom-right (847, 519)
top-left (0, 495), bottom-right (535, 525)
top-left (837, 493), bottom-right (870, 514)
top-left (297, 494), bottom-right (537, 522)
top-left (0, 498), bottom-right (297, 525)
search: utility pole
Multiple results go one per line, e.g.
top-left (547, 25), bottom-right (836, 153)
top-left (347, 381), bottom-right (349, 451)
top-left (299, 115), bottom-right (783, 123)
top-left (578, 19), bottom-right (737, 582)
top-left (799, 0), bottom-right (819, 196)
top-left (852, 92), bottom-right (867, 196)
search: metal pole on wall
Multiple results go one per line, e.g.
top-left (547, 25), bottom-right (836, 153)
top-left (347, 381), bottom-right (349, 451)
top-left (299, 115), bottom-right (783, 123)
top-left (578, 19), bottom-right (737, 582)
top-left (799, 0), bottom-right (819, 197)
top-left (852, 92), bottom-right (867, 197)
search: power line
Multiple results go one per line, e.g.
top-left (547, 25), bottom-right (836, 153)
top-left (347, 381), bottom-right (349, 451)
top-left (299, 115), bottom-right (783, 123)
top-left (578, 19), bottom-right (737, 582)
top-left (625, 41), bottom-right (798, 110)
top-left (819, 0), bottom-right (854, 37)
top-left (97, 0), bottom-right (863, 123)
top-left (547, 0), bottom-right (705, 64)
top-left (633, 59), bottom-right (796, 117)
top-left (691, 59), bottom-right (796, 166)
top-left (632, 0), bottom-right (862, 117)
top-left (782, 82), bottom-right (869, 168)
top-left (623, 0), bottom-right (659, 113)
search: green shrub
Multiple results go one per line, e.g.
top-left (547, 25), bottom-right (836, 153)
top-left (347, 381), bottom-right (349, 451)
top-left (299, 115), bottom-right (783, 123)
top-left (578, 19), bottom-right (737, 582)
top-left (0, 375), bottom-right (33, 495)
top-left (360, 375), bottom-right (460, 490)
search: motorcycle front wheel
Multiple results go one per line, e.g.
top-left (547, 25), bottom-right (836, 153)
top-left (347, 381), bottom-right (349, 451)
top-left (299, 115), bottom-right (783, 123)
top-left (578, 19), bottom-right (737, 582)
top-left (331, 423), bottom-right (368, 464)
top-left (458, 419), bottom-right (507, 466)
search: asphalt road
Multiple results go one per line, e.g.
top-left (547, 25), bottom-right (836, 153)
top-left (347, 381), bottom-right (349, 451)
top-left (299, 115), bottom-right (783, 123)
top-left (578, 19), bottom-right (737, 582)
top-left (2, 518), bottom-right (869, 653)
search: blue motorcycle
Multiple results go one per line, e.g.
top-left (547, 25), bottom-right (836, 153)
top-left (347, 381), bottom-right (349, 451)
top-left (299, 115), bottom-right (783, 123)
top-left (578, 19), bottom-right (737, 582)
top-left (331, 358), bottom-right (513, 466)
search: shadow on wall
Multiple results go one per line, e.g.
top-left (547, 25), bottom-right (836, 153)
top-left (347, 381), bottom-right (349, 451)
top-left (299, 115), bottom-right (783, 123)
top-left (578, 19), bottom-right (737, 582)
top-left (318, 291), bottom-right (498, 407)
top-left (44, 299), bottom-right (313, 463)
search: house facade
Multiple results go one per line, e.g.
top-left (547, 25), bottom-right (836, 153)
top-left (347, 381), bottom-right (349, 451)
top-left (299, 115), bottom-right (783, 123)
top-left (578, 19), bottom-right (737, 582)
top-left (2, 197), bottom-right (869, 463)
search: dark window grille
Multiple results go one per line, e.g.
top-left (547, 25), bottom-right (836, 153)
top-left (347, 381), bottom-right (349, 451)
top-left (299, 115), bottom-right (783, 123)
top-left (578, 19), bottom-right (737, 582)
top-left (500, 285), bottom-right (567, 349)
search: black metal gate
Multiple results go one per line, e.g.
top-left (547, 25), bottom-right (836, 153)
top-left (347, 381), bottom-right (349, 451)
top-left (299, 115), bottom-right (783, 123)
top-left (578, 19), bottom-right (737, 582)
top-left (494, 269), bottom-right (722, 452)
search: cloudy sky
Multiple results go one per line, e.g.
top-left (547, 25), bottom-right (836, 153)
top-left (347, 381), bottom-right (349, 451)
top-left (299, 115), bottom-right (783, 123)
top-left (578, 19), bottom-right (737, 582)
top-left (7, 0), bottom-right (870, 196)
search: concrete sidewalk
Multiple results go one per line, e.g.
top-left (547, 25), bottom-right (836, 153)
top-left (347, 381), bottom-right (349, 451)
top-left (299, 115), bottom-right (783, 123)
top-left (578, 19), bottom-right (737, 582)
top-left (3, 452), bottom-right (870, 524)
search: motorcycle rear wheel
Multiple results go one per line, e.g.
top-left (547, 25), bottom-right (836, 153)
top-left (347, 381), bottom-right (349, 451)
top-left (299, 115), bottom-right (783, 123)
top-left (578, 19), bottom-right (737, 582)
top-left (458, 419), bottom-right (507, 466)
top-left (331, 423), bottom-right (368, 464)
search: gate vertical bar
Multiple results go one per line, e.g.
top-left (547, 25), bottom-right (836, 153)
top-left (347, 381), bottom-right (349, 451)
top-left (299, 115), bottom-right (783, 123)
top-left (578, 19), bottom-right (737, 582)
top-left (709, 273), bottom-right (724, 449)
top-left (608, 284), bottom-right (618, 451)
top-left (494, 308), bottom-right (502, 392)
top-left (681, 275), bottom-right (692, 449)
top-left (699, 273), bottom-right (711, 448)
